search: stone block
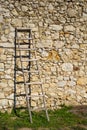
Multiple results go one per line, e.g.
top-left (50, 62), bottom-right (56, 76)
top-left (39, 2), bottom-right (45, 7)
top-left (1, 99), bottom-right (8, 106)
top-left (67, 8), bottom-right (78, 17)
top-left (0, 48), bottom-right (4, 54)
top-left (0, 54), bottom-right (6, 60)
top-left (31, 101), bottom-right (37, 107)
top-left (7, 94), bottom-right (14, 100)
top-left (50, 25), bottom-right (63, 31)
top-left (48, 4), bottom-right (54, 12)
top-left (0, 15), bottom-right (3, 23)
top-left (54, 41), bottom-right (65, 48)
top-left (46, 50), bottom-right (60, 61)
top-left (16, 76), bottom-right (23, 82)
top-left (12, 19), bottom-right (22, 27)
top-left (67, 81), bottom-right (76, 87)
top-left (21, 6), bottom-right (28, 12)
top-left (64, 25), bottom-right (75, 32)
top-left (77, 77), bottom-right (87, 85)
top-left (0, 63), bottom-right (4, 69)
top-left (31, 92), bottom-right (39, 100)
top-left (1, 35), bottom-right (7, 42)
top-left (0, 82), bottom-right (8, 88)
top-left (8, 80), bottom-right (13, 87)
top-left (57, 81), bottom-right (67, 87)
top-left (51, 67), bottom-right (56, 72)
top-left (61, 63), bottom-right (73, 72)
top-left (0, 93), bottom-right (5, 98)
top-left (5, 75), bottom-right (12, 79)
top-left (11, 9), bottom-right (18, 16)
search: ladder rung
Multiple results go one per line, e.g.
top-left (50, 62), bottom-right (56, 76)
top-left (16, 81), bottom-right (25, 84)
top-left (15, 55), bottom-right (36, 58)
top-left (16, 81), bottom-right (42, 85)
top-left (23, 70), bottom-right (39, 73)
top-left (16, 93), bottom-right (44, 97)
top-left (16, 70), bottom-right (39, 73)
top-left (21, 59), bottom-right (39, 62)
top-left (17, 29), bottom-right (31, 32)
top-left (15, 55), bottom-right (30, 58)
top-left (25, 82), bottom-right (42, 85)
top-left (16, 48), bottom-right (36, 51)
top-left (16, 43), bottom-right (30, 45)
top-left (16, 38), bottom-right (32, 40)
top-left (16, 93), bottom-right (28, 97)
top-left (15, 68), bottom-right (29, 71)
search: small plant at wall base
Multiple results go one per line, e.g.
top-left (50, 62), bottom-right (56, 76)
top-left (0, 106), bottom-right (87, 130)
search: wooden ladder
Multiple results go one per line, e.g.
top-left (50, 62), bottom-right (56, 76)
top-left (14, 28), bottom-right (49, 123)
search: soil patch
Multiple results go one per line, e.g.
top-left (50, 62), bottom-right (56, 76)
top-left (69, 105), bottom-right (87, 117)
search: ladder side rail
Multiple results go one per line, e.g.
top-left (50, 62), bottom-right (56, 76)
top-left (31, 31), bottom-right (49, 121)
top-left (27, 29), bottom-right (31, 104)
top-left (14, 28), bottom-right (17, 112)
top-left (35, 51), bottom-right (49, 122)
top-left (16, 29), bottom-right (33, 123)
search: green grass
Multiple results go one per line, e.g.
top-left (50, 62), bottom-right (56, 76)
top-left (0, 106), bottom-right (87, 130)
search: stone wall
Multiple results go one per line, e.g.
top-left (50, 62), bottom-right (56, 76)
top-left (0, 0), bottom-right (87, 112)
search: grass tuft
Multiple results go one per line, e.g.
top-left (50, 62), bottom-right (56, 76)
top-left (0, 106), bottom-right (87, 130)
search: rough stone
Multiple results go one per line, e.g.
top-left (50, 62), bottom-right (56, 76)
top-left (50, 92), bottom-right (57, 97)
top-left (31, 101), bottom-right (37, 107)
top-left (0, 63), bottom-right (4, 69)
top-left (59, 17), bottom-right (66, 23)
top-left (4, 28), bottom-right (10, 35)
top-left (0, 93), bottom-right (5, 98)
top-left (46, 50), bottom-right (60, 61)
top-left (57, 76), bottom-right (63, 81)
top-left (39, 2), bottom-right (45, 7)
top-left (48, 4), bottom-right (54, 12)
top-left (72, 44), bottom-right (79, 49)
top-left (11, 9), bottom-right (18, 16)
top-left (57, 81), bottom-right (67, 87)
top-left (21, 6), bottom-right (28, 12)
top-left (31, 93), bottom-right (39, 100)
top-left (8, 100), bottom-right (13, 106)
top-left (0, 15), bottom-right (3, 23)
top-left (77, 77), bottom-right (87, 85)
top-left (7, 94), bottom-right (14, 99)
top-left (51, 67), bottom-right (56, 72)
top-left (83, 12), bottom-right (87, 17)
top-left (5, 75), bottom-right (12, 79)
top-left (0, 82), bottom-right (8, 88)
top-left (67, 89), bottom-right (76, 95)
top-left (0, 48), bottom-right (4, 54)
top-left (64, 25), bottom-right (75, 32)
top-left (12, 19), bottom-right (22, 26)
top-left (16, 76), bottom-right (23, 82)
top-left (41, 50), bottom-right (48, 57)
top-left (8, 80), bottom-right (13, 87)
top-left (50, 25), bottom-right (63, 31)
top-left (1, 35), bottom-right (7, 42)
top-left (67, 8), bottom-right (78, 17)
top-left (67, 81), bottom-right (76, 87)
top-left (61, 63), bottom-right (73, 72)
top-left (54, 41), bottom-right (65, 48)
top-left (1, 99), bottom-right (8, 106)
